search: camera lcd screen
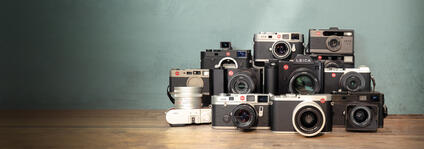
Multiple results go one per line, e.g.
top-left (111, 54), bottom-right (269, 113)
top-left (237, 51), bottom-right (246, 58)
top-left (258, 96), bottom-right (268, 103)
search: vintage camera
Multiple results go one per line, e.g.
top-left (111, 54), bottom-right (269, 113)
top-left (310, 54), bottom-right (354, 68)
top-left (253, 32), bottom-right (304, 63)
top-left (271, 94), bottom-right (333, 137)
top-left (166, 108), bottom-right (212, 126)
top-left (201, 42), bottom-right (252, 69)
top-left (210, 68), bottom-right (262, 95)
top-left (324, 66), bottom-right (372, 93)
top-left (169, 69), bottom-right (211, 106)
top-left (264, 55), bottom-right (323, 95)
top-left (308, 27), bottom-right (354, 55)
top-left (212, 94), bottom-right (271, 130)
top-left (331, 92), bottom-right (387, 131)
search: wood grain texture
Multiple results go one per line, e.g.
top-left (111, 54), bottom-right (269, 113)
top-left (0, 110), bottom-right (423, 149)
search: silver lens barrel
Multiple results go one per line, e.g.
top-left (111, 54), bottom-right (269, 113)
top-left (173, 87), bottom-right (203, 109)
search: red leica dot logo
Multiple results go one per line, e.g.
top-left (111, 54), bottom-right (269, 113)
top-left (175, 71), bottom-right (180, 76)
top-left (320, 98), bottom-right (326, 103)
top-left (228, 70), bottom-right (234, 76)
top-left (318, 56), bottom-right (322, 60)
top-left (226, 52), bottom-right (230, 56)
top-left (283, 64), bottom-right (289, 70)
top-left (240, 96), bottom-right (245, 101)
top-left (332, 73), bottom-right (336, 78)
top-left (277, 35), bottom-right (281, 38)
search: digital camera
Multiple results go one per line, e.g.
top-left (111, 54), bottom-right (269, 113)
top-left (253, 32), bottom-right (304, 63)
top-left (308, 27), bottom-right (354, 55)
top-left (212, 94), bottom-right (271, 130)
top-left (310, 54), bottom-right (354, 68)
top-left (201, 42), bottom-right (252, 69)
top-left (331, 92), bottom-right (387, 131)
top-left (271, 94), bottom-right (333, 137)
top-left (166, 108), bottom-right (212, 126)
top-left (169, 69), bottom-right (211, 106)
top-left (210, 68), bottom-right (262, 95)
top-left (324, 66), bottom-right (372, 93)
top-left (264, 55), bottom-right (323, 95)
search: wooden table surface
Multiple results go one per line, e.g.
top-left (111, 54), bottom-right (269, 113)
top-left (0, 110), bottom-right (423, 149)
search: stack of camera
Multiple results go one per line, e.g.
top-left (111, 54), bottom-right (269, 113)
top-left (167, 27), bottom-right (388, 137)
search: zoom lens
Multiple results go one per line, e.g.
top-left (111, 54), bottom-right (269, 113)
top-left (231, 104), bottom-right (257, 129)
top-left (293, 102), bottom-right (326, 137)
top-left (350, 106), bottom-right (372, 127)
top-left (272, 41), bottom-right (291, 59)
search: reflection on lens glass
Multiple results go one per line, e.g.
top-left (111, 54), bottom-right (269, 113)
top-left (275, 43), bottom-right (289, 56)
top-left (346, 76), bottom-right (361, 90)
top-left (354, 109), bottom-right (368, 123)
top-left (235, 109), bottom-right (250, 123)
top-left (329, 39), bottom-right (339, 48)
top-left (237, 82), bottom-right (247, 90)
top-left (293, 75), bottom-right (315, 94)
top-left (300, 111), bottom-right (318, 128)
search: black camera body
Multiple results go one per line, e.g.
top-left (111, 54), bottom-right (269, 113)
top-left (253, 32), bottom-right (304, 63)
top-left (212, 94), bottom-right (271, 130)
top-left (331, 92), bottom-right (387, 131)
top-left (201, 42), bottom-right (252, 69)
top-left (324, 66), bottom-right (371, 93)
top-left (308, 27), bottom-right (354, 55)
top-left (309, 54), bottom-right (354, 68)
top-left (271, 94), bottom-right (333, 137)
top-left (169, 69), bottom-right (211, 106)
top-left (211, 68), bottom-right (262, 95)
top-left (265, 55), bottom-right (323, 95)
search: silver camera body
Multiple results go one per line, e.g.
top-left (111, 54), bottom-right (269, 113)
top-left (254, 32), bottom-right (304, 63)
top-left (324, 66), bottom-right (372, 93)
top-left (271, 94), bottom-right (333, 137)
top-left (212, 94), bottom-right (271, 130)
top-left (166, 108), bottom-right (212, 126)
top-left (308, 27), bottom-right (354, 55)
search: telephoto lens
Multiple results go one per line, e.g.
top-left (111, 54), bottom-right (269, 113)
top-left (172, 87), bottom-right (203, 109)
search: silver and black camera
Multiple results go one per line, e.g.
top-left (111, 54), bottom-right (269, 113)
top-left (212, 94), bottom-right (271, 130)
top-left (310, 54), bottom-right (355, 68)
top-left (331, 92), bottom-right (387, 131)
top-left (253, 32), bottom-right (304, 64)
top-left (308, 27), bottom-right (354, 55)
top-left (210, 68), bottom-right (262, 95)
top-left (201, 42), bottom-right (252, 69)
top-left (169, 69), bottom-right (211, 106)
top-left (324, 66), bottom-right (372, 93)
top-left (271, 94), bottom-right (333, 137)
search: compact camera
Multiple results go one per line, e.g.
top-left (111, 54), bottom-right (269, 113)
top-left (324, 66), bottom-right (372, 93)
top-left (310, 54), bottom-right (354, 68)
top-left (169, 69), bottom-right (211, 106)
top-left (201, 42), bottom-right (252, 69)
top-left (265, 55), bottom-right (323, 95)
top-left (166, 108), bottom-right (212, 126)
top-left (212, 94), bottom-right (271, 130)
top-left (308, 27), bottom-right (354, 55)
top-left (253, 32), bottom-right (304, 63)
top-left (271, 94), bottom-right (333, 137)
top-left (210, 68), bottom-right (262, 95)
top-left (331, 92), bottom-right (387, 131)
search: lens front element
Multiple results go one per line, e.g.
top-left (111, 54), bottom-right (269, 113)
top-left (231, 104), bottom-right (257, 129)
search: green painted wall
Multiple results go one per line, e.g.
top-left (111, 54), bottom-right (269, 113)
top-left (1, 0), bottom-right (423, 114)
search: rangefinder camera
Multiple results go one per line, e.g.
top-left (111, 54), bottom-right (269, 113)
top-left (324, 66), bottom-right (372, 93)
top-left (201, 42), bottom-right (252, 69)
top-left (308, 27), bottom-right (354, 55)
top-left (169, 69), bottom-right (211, 106)
top-left (212, 94), bottom-right (271, 130)
top-left (271, 94), bottom-right (333, 137)
top-left (331, 91), bottom-right (387, 132)
top-left (254, 32), bottom-right (304, 63)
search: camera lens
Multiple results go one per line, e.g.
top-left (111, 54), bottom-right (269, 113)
top-left (272, 41), bottom-right (291, 59)
top-left (293, 75), bottom-right (315, 94)
top-left (228, 71), bottom-right (257, 94)
top-left (340, 72), bottom-right (366, 92)
top-left (350, 106), bottom-right (372, 127)
top-left (353, 109), bottom-right (368, 123)
top-left (300, 111), bottom-right (318, 128)
top-left (231, 104), bottom-right (257, 129)
top-left (326, 37), bottom-right (341, 52)
top-left (293, 102), bottom-right (325, 137)
top-left (235, 80), bottom-right (248, 93)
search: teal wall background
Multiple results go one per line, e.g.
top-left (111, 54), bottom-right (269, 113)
top-left (1, 0), bottom-right (424, 114)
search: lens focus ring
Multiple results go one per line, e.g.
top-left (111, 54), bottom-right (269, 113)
top-left (271, 41), bottom-right (292, 59)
